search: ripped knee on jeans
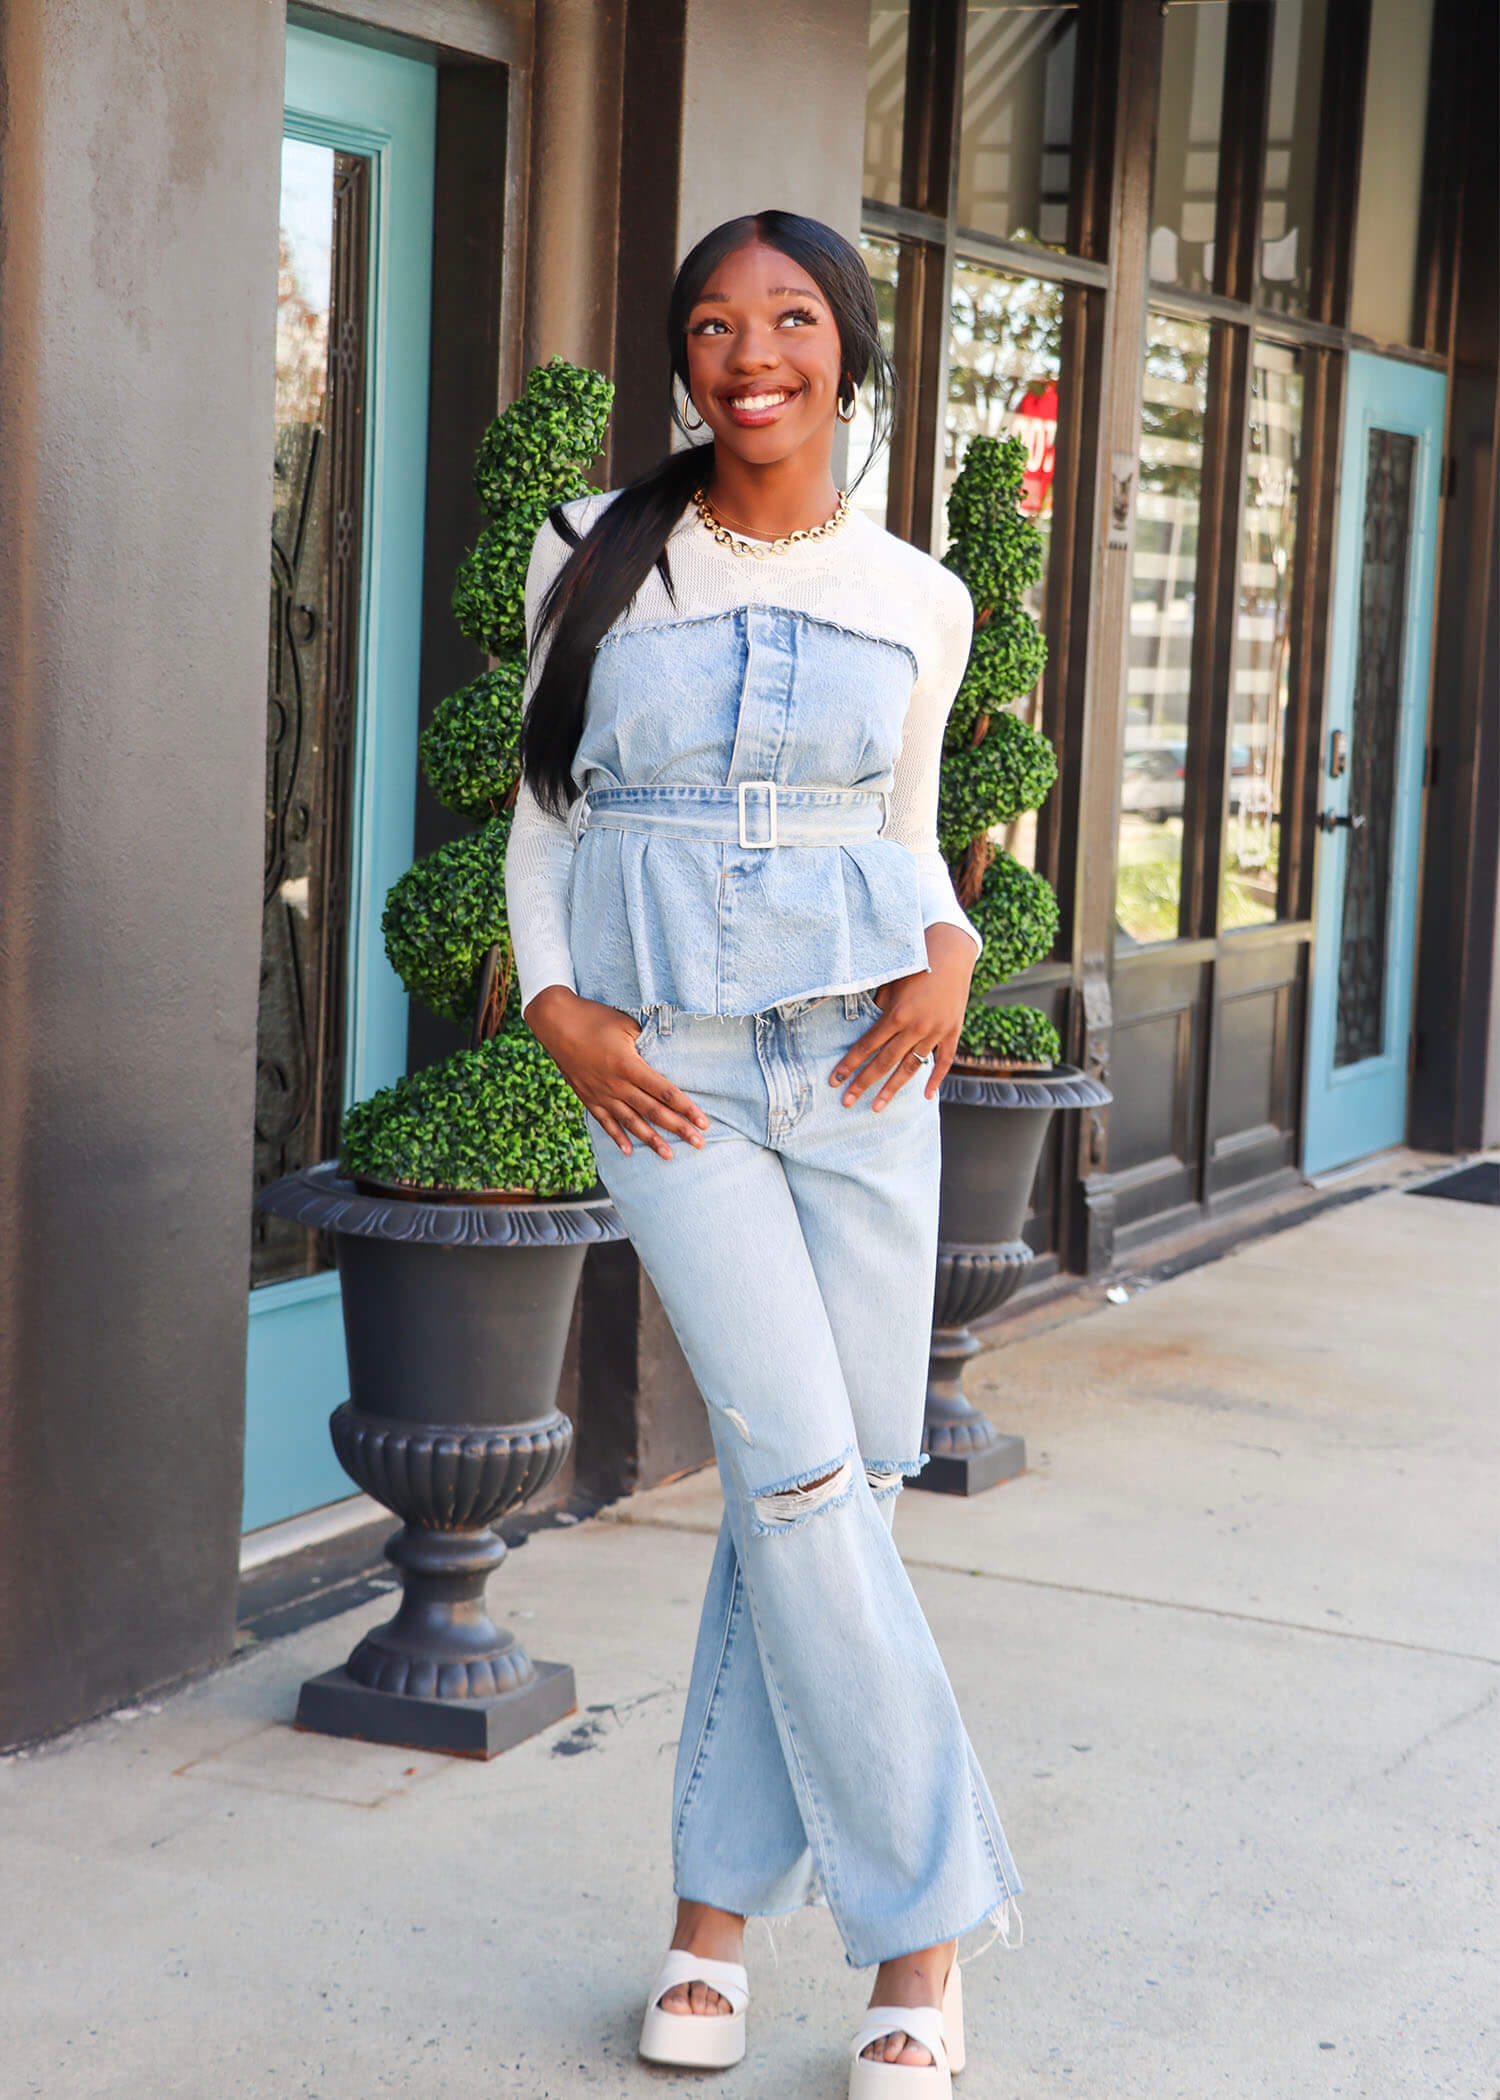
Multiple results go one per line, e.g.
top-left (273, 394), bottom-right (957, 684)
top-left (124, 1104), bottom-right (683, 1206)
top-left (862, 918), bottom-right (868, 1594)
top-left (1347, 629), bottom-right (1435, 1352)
top-left (749, 1451), bottom-right (857, 1536)
top-left (864, 1456), bottom-right (928, 1502)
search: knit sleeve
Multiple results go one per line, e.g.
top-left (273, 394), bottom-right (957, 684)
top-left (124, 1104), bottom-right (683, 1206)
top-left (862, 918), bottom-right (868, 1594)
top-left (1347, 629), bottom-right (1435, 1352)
top-left (504, 516), bottom-right (583, 1018)
top-left (884, 567), bottom-right (983, 963)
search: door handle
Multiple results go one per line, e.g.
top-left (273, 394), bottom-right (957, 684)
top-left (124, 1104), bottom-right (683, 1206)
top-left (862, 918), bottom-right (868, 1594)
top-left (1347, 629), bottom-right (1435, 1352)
top-left (1318, 809), bottom-right (1368, 834)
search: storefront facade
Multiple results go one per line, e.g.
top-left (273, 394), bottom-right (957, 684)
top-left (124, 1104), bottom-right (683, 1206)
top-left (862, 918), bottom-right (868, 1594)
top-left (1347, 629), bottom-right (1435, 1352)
top-left (1, 0), bottom-right (1495, 1746)
top-left (855, 0), bottom-right (1497, 1276)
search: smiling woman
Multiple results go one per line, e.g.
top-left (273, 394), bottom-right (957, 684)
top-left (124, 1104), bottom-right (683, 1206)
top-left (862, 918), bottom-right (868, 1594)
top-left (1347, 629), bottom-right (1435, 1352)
top-left (501, 211), bottom-right (1023, 2096)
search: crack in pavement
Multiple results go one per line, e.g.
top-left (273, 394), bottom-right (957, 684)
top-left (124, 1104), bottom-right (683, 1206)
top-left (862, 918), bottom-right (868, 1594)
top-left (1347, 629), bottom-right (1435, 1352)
top-left (609, 1515), bottom-right (1500, 1667)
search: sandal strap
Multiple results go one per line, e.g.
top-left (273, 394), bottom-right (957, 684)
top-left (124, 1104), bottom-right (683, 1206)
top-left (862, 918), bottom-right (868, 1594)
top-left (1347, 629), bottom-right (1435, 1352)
top-left (849, 2003), bottom-right (948, 2066)
top-left (649, 1949), bottom-right (750, 2016)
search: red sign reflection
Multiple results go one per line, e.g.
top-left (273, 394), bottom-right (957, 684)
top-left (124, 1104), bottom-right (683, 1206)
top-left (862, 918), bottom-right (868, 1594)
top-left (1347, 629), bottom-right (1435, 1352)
top-left (1011, 380), bottom-right (1057, 517)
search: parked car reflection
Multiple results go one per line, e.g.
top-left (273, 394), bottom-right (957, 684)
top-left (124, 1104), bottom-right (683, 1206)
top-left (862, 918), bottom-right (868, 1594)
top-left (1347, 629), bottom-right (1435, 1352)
top-left (1120, 741), bottom-right (1256, 822)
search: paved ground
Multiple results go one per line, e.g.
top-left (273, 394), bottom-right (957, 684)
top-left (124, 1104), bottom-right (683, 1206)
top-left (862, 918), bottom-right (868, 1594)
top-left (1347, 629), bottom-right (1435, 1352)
top-left (3, 1179), bottom-right (1497, 2099)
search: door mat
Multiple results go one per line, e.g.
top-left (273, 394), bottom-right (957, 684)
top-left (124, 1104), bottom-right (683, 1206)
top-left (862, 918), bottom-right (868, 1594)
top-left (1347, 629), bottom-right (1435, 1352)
top-left (1407, 1160), bottom-right (1500, 1207)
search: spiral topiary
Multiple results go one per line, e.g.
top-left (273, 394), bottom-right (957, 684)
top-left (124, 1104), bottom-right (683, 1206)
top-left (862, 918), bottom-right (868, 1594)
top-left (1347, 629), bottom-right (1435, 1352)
top-left (940, 433), bottom-right (1061, 1068)
top-left (339, 355), bottom-right (616, 1194)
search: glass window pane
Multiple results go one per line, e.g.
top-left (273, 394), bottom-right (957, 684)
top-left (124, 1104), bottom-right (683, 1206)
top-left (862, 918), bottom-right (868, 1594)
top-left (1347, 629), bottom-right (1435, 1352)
top-left (1335, 427), bottom-right (1417, 1064)
top-left (864, 1), bottom-right (909, 207)
top-left (1224, 339), bottom-right (1304, 930)
top-left (256, 140), bottom-right (367, 1288)
top-left (942, 263), bottom-right (1067, 870)
top-left (1349, 0), bottom-right (1434, 345)
top-left (1116, 312), bottom-right (1212, 949)
top-left (849, 235), bottom-right (900, 531)
top-left (1149, 1), bottom-right (1231, 293)
top-left (957, 4), bottom-right (1080, 253)
top-left (1259, 0), bottom-right (1329, 316)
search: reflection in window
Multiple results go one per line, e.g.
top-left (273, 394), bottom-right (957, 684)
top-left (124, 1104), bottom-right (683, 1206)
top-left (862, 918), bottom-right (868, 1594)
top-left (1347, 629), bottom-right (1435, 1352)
top-left (1259, 0), bottom-right (1329, 315)
top-left (1224, 341), bottom-right (1303, 929)
top-left (850, 236), bottom-right (900, 532)
top-left (1348, 0), bottom-right (1435, 345)
top-left (255, 139), bottom-right (367, 1288)
top-left (1149, 1), bottom-right (1230, 293)
top-left (943, 264), bottom-right (1065, 870)
top-left (864, 1), bottom-right (909, 207)
top-left (1115, 313), bottom-right (1211, 948)
top-left (957, 4), bottom-right (1079, 251)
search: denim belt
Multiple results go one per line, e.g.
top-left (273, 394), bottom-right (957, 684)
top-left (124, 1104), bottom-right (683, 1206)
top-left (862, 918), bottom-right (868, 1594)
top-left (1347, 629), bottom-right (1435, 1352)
top-left (574, 782), bottom-right (890, 851)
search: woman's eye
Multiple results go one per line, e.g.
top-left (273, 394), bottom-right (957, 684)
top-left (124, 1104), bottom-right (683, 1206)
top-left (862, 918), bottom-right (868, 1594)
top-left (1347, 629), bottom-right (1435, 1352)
top-left (777, 307), bottom-right (819, 328)
top-left (691, 317), bottom-right (729, 335)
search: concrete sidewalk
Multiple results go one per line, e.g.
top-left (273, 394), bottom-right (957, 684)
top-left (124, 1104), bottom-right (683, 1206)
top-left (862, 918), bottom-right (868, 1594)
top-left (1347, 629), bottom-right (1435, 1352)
top-left (3, 1182), bottom-right (1497, 2099)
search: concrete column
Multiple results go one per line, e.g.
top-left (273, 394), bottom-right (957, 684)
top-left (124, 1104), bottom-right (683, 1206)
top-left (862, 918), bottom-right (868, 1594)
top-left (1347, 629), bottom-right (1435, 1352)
top-left (522, 0), bottom-right (627, 382)
top-left (0, 0), bottom-right (283, 1745)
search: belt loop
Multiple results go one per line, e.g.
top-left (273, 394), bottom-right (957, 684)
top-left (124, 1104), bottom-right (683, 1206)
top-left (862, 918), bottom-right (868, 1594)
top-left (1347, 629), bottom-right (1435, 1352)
top-left (842, 990), bottom-right (860, 1018)
top-left (657, 1002), bottom-right (675, 1036)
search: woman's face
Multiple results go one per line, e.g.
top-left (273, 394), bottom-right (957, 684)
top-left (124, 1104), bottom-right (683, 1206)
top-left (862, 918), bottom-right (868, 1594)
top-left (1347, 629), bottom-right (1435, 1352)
top-left (682, 240), bottom-right (845, 468)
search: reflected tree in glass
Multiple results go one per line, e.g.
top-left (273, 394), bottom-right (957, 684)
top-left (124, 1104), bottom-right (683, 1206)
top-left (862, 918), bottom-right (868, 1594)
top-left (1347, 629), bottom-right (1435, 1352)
top-left (1114, 313), bottom-right (1210, 947)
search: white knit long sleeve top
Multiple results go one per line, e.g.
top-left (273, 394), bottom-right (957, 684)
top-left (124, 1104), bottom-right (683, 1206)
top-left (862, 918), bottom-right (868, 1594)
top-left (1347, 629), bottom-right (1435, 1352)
top-left (505, 491), bottom-right (983, 1018)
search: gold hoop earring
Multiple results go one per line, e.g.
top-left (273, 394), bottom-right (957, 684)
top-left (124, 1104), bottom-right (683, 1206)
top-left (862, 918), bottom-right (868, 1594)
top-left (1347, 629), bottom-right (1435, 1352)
top-left (837, 391), bottom-right (858, 424)
top-left (682, 394), bottom-right (705, 432)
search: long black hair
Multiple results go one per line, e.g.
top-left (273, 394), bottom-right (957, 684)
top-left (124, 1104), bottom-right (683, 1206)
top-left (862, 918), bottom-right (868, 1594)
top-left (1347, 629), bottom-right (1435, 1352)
top-left (518, 210), bottom-right (896, 818)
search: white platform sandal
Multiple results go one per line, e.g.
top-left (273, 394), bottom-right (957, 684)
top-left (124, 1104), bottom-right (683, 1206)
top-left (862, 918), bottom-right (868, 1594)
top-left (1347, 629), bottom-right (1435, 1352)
top-left (638, 1949), bottom-right (750, 2070)
top-left (847, 1959), bottom-right (964, 2099)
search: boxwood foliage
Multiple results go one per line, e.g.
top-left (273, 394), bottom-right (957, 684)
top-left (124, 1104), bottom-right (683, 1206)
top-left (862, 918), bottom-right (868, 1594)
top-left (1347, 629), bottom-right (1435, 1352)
top-left (339, 356), bottom-right (615, 1194)
top-left (956, 1002), bottom-right (1062, 1068)
top-left (946, 617), bottom-right (1049, 751)
top-left (338, 1030), bottom-right (596, 1198)
top-left (381, 814), bottom-right (512, 1025)
top-left (471, 357), bottom-right (614, 518)
top-left (419, 661), bottom-right (525, 819)
top-left (452, 494), bottom-right (560, 657)
top-left (936, 708), bottom-right (1058, 860)
top-left (967, 851), bottom-right (1060, 998)
top-left (941, 434), bottom-right (1060, 1066)
top-left (453, 358), bottom-right (616, 656)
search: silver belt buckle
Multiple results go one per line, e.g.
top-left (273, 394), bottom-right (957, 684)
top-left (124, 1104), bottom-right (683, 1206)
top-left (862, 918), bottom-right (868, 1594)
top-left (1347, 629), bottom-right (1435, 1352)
top-left (737, 779), bottom-right (779, 849)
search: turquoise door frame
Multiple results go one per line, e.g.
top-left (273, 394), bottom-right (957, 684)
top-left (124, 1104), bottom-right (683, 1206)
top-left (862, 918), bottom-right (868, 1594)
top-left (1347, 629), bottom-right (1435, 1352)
top-left (243, 27), bottom-right (434, 1533)
top-left (1303, 352), bottom-right (1446, 1177)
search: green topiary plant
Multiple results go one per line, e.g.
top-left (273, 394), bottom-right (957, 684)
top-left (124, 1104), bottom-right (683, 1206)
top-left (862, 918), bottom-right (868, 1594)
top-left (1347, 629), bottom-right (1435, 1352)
top-left (339, 355), bottom-right (616, 1195)
top-left (940, 433), bottom-right (1062, 1069)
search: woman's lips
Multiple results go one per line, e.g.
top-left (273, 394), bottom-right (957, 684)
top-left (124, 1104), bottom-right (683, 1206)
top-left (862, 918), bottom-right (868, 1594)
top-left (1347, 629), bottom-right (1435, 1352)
top-left (718, 385), bottom-right (802, 428)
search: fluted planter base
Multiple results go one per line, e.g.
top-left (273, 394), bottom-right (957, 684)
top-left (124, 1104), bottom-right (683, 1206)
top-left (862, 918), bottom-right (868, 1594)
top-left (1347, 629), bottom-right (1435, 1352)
top-left (297, 1659), bottom-right (577, 1758)
top-left (919, 1242), bottom-right (1033, 1494)
top-left (916, 1067), bottom-right (1111, 1498)
top-left (258, 1165), bottom-right (625, 1758)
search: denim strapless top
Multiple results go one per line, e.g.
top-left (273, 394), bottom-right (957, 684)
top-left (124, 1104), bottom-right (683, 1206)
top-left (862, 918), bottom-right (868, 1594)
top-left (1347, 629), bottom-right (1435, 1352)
top-left (564, 607), bottom-right (932, 1016)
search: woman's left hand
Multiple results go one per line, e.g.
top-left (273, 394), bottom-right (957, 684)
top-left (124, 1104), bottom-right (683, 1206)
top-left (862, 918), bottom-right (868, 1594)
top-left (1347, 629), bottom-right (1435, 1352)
top-left (830, 923), bottom-right (979, 1110)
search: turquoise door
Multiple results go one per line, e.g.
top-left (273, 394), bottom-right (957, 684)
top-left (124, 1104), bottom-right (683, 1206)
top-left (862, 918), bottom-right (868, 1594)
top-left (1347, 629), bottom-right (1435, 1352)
top-left (1303, 353), bottom-right (1445, 1176)
top-left (244, 28), bottom-right (434, 1533)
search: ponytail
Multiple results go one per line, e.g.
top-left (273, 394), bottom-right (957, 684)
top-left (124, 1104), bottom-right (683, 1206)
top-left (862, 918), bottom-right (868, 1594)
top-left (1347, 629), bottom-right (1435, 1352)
top-left (519, 443), bottom-right (710, 819)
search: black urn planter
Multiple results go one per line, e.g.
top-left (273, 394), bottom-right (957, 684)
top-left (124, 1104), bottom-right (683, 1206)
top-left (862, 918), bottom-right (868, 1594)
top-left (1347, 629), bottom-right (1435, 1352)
top-left (917, 1064), bottom-right (1111, 1495)
top-left (256, 1163), bottom-right (625, 1757)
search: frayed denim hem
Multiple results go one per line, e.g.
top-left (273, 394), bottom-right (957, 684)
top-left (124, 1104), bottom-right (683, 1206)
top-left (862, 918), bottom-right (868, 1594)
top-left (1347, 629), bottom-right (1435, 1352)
top-left (840, 1891), bottom-right (1026, 1973)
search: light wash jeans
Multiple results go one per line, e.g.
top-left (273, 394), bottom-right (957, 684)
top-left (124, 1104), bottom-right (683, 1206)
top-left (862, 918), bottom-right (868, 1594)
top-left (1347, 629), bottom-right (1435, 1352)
top-left (585, 988), bottom-right (1024, 1970)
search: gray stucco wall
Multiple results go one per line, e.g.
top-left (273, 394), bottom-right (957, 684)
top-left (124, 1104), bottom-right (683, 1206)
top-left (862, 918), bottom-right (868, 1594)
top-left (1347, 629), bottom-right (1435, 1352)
top-left (0, 0), bottom-right (284, 1745)
top-left (676, 0), bottom-right (867, 252)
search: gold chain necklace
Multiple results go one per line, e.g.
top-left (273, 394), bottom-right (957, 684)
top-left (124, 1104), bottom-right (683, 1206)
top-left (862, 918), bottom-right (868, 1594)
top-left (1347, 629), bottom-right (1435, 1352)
top-left (692, 484), bottom-right (850, 560)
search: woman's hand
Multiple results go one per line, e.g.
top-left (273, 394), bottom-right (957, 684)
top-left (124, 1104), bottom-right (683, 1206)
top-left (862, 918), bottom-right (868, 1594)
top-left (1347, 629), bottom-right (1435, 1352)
top-left (829, 923), bottom-right (979, 1111)
top-left (523, 986), bottom-right (710, 1161)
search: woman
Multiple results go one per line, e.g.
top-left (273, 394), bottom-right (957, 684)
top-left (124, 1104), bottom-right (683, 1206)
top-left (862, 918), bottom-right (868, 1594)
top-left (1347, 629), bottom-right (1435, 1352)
top-left (506, 210), bottom-right (1023, 2099)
